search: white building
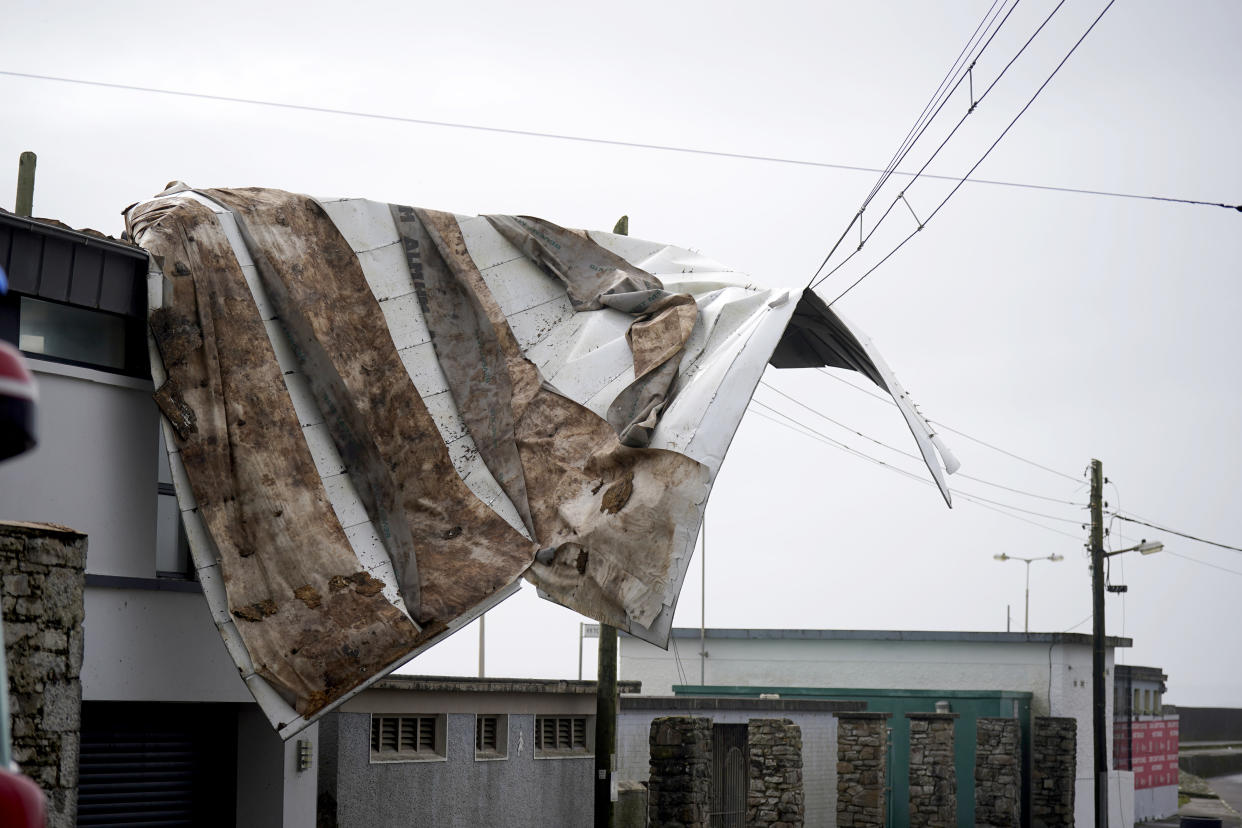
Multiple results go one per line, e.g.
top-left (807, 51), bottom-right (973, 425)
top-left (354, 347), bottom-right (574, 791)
top-left (0, 212), bottom-right (319, 826)
top-left (621, 627), bottom-right (1137, 828)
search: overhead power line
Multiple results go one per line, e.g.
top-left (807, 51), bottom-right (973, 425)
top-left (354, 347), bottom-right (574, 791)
top-left (1110, 514), bottom-right (1242, 554)
top-left (1166, 551), bottom-right (1242, 578)
top-left (1, 69), bottom-right (1236, 214)
top-left (811, 0), bottom-right (1061, 291)
top-left (816, 0), bottom-right (1128, 306)
top-left (813, 367), bottom-right (1082, 483)
top-left (749, 398), bottom-right (1085, 536)
top-left (757, 380), bottom-right (1083, 506)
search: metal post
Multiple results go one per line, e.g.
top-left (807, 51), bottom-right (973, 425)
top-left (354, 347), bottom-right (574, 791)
top-left (700, 519), bottom-right (706, 685)
top-left (1090, 458), bottom-right (1108, 828)
top-left (594, 212), bottom-right (629, 828)
top-left (595, 624), bottom-right (617, 828)
top-left (478, 613), bottom-right (485, 678)
top-left (1024, 559), bottom-right (1031, 633)
top-left (15, 152), bottom-right (36, 217)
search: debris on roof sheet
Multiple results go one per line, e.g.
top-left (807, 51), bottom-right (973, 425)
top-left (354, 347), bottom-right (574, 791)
top-left (124, 184), bottom-right (955, 736)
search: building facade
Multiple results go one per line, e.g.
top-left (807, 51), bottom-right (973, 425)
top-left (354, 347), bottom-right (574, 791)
top-left (622, 627), bottom-right (1135, 828)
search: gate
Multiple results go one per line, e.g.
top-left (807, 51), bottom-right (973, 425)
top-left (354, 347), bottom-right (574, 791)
top-left (710, 723), bottom-right (748, 827)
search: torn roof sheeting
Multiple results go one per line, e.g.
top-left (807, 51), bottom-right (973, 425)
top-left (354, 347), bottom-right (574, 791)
top-left (124, 185), bottom-right (955, 736)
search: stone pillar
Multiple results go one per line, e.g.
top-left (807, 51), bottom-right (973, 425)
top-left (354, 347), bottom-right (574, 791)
top-left (906, 712), bottom-right (958, 828)
top-left (836, 712), bottom-right (890, 828)
top-left (649, 716), bottom-right (712, 828)
top-left (747, 718), bottom-right (804, 827)
top-left (1031, 716), bottom-right (1076, 828)
top-left (0, 521), bottom-right (87, 828)
top-left (975, 717), bottom-right (1021, 828)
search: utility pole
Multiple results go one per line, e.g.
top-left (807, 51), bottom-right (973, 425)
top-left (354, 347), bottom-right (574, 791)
top-left (594, 213), bottom-right (628, 828)
top-left (15, 152), bottom-right (36, 217)
top-left (1090, 458), bottom-right (1108, 828)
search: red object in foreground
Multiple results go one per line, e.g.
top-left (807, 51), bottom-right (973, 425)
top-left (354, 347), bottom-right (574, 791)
top-left (0, 766), bottom-right (46, 828)
top-left (0, 341), bottom-right (38, 461)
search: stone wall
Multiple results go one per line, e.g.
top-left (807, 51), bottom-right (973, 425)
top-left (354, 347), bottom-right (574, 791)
top-left (1031, 716), bottom-right (1076, 828)
top-left (0, 521), bottom-right (86, 828)
top-left (836, 712), bottom-right (890, 828)
top-left (649, 716), bottom-right (712, 828)
top-left (747, 718), bottom-right (803, 827)
top-left (975, 717), bottom-right (1021, 828)
top-left (906, 712), bottom-right (957, 828)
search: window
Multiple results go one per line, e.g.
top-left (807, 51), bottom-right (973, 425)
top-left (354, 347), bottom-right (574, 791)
top-left (1153, 691), bottom-right (1162, 715)
top-left (156, 429), bottom-right (192, 579)
top-left (534, 715), bottom-right (591, 757)
top-left (15, 296), bottom-right (146, 376)
top-left (369, 715), bottom-right (444, 761)
top-left (475, 714), bottom-right (508, 760)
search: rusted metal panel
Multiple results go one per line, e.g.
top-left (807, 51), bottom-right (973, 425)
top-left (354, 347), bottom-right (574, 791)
top-left (126, 184), bottom-right (955, 735)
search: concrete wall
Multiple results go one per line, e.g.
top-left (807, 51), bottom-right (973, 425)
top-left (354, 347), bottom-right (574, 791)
top-left (325, 711), bottom-right (592, 828)
top-left (623, 632), bottom-right (1118, 828)
top-left (1177, 706), bottom-right (1242, 743)
top-left (617, 700), bottom-right (843, 827)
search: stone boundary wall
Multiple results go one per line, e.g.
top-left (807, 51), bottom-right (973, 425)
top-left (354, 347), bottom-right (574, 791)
top-left (747, 718), bottom-right (804, 827)
top-left (906, 712), bottom-right (957, 828)
top-left (649, 716), bottom-right (712, 828)
top-left (837, 712), bottom-right (890, 828)
top-left (1032, 716), bottom-right (1076, 828)
top-left (975, 717), bottom-right (1021, 828)
top-left (0, 521), bottom-right (87, 828)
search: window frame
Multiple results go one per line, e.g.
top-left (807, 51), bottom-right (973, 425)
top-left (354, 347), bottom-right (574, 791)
top-left (368, 714), bottom-right (446, 763)
top-left (533, 714), bottom-right (593, 759)
top-left (474, 714), bottom-right (508, 761)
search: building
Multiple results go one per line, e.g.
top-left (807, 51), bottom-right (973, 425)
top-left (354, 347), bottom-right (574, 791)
top-left (1114, 664), bottom-right (1178, 822)
top-left (317, 675), bottom-right (637, 828)
top-left (621, 627), bottom-right (1136, 828)
top-left (0, 210), bottom-right (318, 826)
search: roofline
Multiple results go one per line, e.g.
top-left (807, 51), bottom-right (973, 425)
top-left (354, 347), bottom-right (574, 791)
top-left (626, 627), bottom-right (1132, 648)
top-left (0, 211), bottom-right (146, 260)
top-left (367, 674), bottom-right (642, 695)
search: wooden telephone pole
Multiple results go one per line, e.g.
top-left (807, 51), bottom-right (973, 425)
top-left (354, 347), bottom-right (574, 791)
top-left (594, 214), bottom-right (628, 828)
top-left (1089, 458), bottom-right (1108, 828)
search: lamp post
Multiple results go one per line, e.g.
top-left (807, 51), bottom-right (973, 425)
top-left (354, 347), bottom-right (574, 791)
top-left (993, 552), bottom-right (1064, 633)
top-left (1088, 457), bottom-right (1163, 827)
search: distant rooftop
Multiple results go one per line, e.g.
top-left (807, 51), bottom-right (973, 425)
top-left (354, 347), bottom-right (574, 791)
top-left (638, 627), bottom-right (1133, 648)
top-left (370, 674), bottom-right (642, 695)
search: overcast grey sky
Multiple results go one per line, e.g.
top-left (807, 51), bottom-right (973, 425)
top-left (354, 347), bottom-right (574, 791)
top-left (3, 0), bottom-right (1239, 705)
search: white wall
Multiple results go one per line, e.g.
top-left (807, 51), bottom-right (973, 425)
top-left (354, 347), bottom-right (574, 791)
top-left (0, 361), bottom-right (158, 578)
top-left (81, 587), bottom-right (249, 702)
top-left (622, 633), bottom-right (1126, 828)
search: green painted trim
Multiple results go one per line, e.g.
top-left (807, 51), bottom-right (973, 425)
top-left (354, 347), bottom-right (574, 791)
top-left (672, 684), bottom-right (1032, 701)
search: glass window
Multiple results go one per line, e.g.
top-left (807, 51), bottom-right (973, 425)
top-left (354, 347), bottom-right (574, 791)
top-left (19, 296), bottom-right (127, 370)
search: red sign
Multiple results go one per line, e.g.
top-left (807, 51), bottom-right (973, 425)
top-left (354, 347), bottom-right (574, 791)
top-left (1124, 717), bottom-right (1179, 790)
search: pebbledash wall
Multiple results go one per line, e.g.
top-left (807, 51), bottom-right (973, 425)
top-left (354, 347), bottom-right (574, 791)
top-left (622, 628), bottom-right (1134, 828)
top-left (318, 675), bottom-right (639, 828)
top-left (617, 696), bottom-right (863, 826)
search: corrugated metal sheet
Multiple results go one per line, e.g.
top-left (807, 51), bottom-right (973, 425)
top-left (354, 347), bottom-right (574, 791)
top-left (125, 184), bottom-right (954, 736)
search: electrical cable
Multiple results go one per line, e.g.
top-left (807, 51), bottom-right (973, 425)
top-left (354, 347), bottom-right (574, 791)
top-left (1, 69), bottom-right (1235, 214)
top-left (757, 381), bottom-right (1084, 506)
top-left (1109, 514), bottom-right (1242, 554)
top-left (1165, 551), bottom-right (1242, 578)
top-left (813, 367), bottom-right (1083, 483)
top-left (808, 0), bottom-right (1024, 289)
top-left (810, 0), bottom-right (1070, 291)
top-left (817, 0), bottom-right (1123, 305)
top-left (748, 400), bottom-right (1084, 540)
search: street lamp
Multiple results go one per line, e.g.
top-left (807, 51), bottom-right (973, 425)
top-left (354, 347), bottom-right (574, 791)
top-left (993, 552), bottom-right (1064, 633)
